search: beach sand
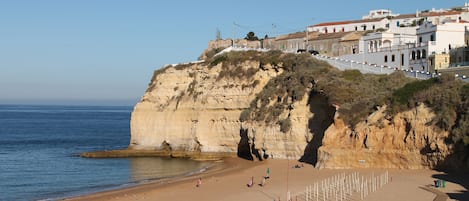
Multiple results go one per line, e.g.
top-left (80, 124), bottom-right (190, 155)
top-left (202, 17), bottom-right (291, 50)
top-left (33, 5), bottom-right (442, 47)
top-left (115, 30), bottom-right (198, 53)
top-left (66, 158), bottom-right (468, 201)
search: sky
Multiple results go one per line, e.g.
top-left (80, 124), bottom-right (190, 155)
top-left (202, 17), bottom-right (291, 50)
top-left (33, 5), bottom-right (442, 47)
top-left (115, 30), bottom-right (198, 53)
top-left (0, 0), bottom-right (465, 106)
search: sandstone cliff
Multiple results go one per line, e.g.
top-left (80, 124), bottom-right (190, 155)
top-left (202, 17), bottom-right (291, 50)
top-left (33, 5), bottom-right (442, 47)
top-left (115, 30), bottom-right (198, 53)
top-left (130, 50), bottom-right (467, 169)
top-left (317, 104), bottom-right (451, 169)
top-left (130, 58), bottom-right (279, 156)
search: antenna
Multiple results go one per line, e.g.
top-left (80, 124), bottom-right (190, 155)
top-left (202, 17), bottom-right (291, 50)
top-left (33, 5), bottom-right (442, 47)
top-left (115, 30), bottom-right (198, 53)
top-left (233, 22), bottom-right (237, 47)
top-left (272, 23), bottom-right (277, 37)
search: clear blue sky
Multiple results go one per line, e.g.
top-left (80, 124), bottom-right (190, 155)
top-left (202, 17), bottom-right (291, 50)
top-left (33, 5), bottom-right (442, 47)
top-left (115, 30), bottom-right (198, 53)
top-left (0, 0), bottom-right (463, 106)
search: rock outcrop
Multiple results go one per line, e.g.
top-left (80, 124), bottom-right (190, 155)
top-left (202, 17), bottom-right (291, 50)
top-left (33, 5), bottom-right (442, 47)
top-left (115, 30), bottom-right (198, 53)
top-left (317, 104), bottom-right (451, 169)
top-left (130, 51), bottom-right (458, 169)
top-left (130, 60), bottom-right (281, 157)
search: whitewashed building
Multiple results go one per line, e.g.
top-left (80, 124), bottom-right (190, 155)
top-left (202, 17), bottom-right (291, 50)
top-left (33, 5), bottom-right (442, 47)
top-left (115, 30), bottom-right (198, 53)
top-left (362, 9), bottom-right (398, 20)
top-left (308, 18), bottom-right (389, 34)
top-left (309, 8), bottom-right (469, 35)
top-left (387, 10), bottom-right (464, 30)
top-left (342, 21), bottom-right (469, 72)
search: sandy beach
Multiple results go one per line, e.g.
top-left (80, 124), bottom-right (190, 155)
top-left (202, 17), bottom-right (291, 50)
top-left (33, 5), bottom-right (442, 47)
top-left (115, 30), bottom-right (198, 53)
top-left (66, 158), bottom-right (468, 201)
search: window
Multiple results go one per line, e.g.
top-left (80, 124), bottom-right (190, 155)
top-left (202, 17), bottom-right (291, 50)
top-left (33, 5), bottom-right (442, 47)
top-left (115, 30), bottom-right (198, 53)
top-left (411, 51), bottom-right (416, 60)
top-left (342, 27), bottom-right (345, 32)
top-left (355, 26), bottom-right (358, 31)
top-left (372, 25), bottom-right (376, 30)
top-left (333, 28), bottom-right (336, 33)
top-left (391, 54), bottom-right (395, 62)
top-left (384, 55), bottom-right (388, 63)
top-left (363, 25), bottom-right (367, 30)
top-left (417, 50), bottom-right (421, 59)
top-left (401, 54), bottom-right (405, 66)
top-left (419, 37), bottom-right (422, 43)
top-left (422, 50), bottom-right (426, 59)
top-left (430, 34), bottom-right (435, 41)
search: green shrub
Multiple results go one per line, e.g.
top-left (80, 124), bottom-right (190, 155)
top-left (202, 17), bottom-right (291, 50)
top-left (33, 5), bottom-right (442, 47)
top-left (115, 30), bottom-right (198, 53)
top-left (239, 110), bottom-right (251, 122)
top-left (391, 78), bottom-right (437, 106)
top-left (278, 118), bottom-right (292, 133)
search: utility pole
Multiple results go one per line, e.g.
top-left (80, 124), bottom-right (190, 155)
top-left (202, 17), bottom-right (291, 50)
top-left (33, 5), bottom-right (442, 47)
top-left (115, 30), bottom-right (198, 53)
top-left (233, 22), bottom-right (237, 47)
top-left (272, 23), bottom-right (276, 37)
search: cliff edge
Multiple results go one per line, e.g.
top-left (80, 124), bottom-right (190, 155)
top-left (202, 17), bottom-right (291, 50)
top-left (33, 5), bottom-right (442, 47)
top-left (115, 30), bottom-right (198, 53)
top-left (130, 50), bottom-right (469, 169)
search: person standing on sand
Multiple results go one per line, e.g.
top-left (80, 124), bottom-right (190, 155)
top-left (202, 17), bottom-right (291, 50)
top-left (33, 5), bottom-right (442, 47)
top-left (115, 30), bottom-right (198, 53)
top-left (196, 178), bottom-right (202, 187)
top-left (247, 176), bottom-right (254, 187)
top-left (266, 167), bottom-right (270, 179)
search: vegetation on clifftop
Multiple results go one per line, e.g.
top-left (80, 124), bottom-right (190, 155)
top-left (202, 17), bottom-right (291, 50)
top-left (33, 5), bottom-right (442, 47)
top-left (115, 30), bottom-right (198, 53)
top-left (388, 74), bottom-right (469, 146)
top-left (148, 50), bottom-right (469, 148)
top-left (228, 51), bottom-right (415, 131)
top-left (223, 51), bottom-right (468, 148)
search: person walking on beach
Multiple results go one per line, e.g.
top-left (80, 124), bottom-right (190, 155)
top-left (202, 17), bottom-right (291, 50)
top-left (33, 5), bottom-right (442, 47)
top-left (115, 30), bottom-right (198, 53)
top-left (259, 176), bottom-right (266, 187)
top-left (247, 176), bottom-right (254, 187)
top-left (266, 167), bottom-right (270, 179)
top-left (196, 178), bottom-right (202, 187)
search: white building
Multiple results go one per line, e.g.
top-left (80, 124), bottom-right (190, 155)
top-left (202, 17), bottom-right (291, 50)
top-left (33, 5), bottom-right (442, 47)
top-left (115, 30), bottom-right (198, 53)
top-left (308, 18), bottom-right (389, 34)
top-left (342, 21), bottom-right (469, 72)
top-left (309, 8), bottom-right (468, 35)
top-left (411, 21), bottom-right (469, 70)
top-left (362, 9), bottom-right (398, 20)
top-left (387, 10), bottom-right (464, 30)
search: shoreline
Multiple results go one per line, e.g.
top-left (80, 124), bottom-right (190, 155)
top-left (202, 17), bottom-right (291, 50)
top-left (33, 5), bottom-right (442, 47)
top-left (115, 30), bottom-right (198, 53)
top-left (63, 157), bottom-right (468, 201)
top-left (63, 157), bottom-right (256, 201)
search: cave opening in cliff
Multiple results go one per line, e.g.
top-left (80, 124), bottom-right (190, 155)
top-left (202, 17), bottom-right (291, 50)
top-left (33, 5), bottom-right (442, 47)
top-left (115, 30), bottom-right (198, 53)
top-left (237, 128), bottom-right (254, 160)
top-left (300, 91), bottom-right (336, 166)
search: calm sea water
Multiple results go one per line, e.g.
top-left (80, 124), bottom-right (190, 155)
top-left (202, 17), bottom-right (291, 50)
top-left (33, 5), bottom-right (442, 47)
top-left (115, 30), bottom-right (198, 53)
top-left (0, 105), bottom-right (211, 201)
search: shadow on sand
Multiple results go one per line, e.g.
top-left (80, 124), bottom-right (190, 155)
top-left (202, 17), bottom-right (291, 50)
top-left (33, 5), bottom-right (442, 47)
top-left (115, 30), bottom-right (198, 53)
top-left (431, 172), bottom-right (469, 201)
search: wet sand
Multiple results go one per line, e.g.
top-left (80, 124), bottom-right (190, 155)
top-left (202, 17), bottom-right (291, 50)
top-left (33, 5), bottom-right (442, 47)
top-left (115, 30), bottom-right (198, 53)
top-left (65, 158), bottom-right (468, 201)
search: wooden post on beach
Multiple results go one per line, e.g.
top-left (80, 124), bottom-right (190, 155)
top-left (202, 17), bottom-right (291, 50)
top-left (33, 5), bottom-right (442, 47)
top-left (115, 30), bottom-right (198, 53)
top-left (386, 171), bottom-right (389, 184)
top-left (326, 178), bottom-right (329, 200)
top-left (316, 182), bottom-right (319, 201)
top-left (334, 186), bottom-right (338, 201)
top-left (360, 179), bottom-right (363, 200)
top-left (365, 178), bottom-right (369, 198)
top-left (322, 188), bottom-right (326, 201)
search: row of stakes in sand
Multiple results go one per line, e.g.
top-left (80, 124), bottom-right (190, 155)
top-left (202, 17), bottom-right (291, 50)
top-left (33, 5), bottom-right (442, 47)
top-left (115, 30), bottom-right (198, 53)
top-left (291, 171), bottom-right (390, 201)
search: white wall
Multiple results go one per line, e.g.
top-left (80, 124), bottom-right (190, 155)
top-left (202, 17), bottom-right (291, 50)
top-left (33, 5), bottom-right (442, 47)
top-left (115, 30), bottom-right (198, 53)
top-left (340, 49), bottom-right (411, 70)
top-left (418, 22), bottom-right (469, 54)
top-left (308, 19), bottom-right (389, 34)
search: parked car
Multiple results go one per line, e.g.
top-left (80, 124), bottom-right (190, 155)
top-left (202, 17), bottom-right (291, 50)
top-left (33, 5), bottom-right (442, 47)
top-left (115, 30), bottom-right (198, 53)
top-left (308, 50), bottom-right (319, 55)
top-left (296, 49), bottom-right (307, 53)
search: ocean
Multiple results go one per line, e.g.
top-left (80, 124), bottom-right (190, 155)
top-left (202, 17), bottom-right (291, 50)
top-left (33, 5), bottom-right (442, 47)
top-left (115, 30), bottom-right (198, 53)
top-left (0, 105), bottom-right (211, 201)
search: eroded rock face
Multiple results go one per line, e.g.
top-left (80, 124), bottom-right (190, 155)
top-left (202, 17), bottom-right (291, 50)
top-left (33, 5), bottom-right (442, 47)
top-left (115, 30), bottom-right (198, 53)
top-left (130, 59), bottom-right (329, 160)
top-left (131, 59), bottom-right (454, 169)
top-left (130, 61), bottom-right (281, 155)
top-left (316, 104), bottom-right (452, 169)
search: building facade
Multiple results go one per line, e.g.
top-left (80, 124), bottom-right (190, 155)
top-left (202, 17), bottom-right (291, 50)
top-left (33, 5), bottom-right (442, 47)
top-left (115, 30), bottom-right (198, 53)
top-left (309, 32), bottom-right (363, 57)
top-left (308, 18), bottom-right (389, 34)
